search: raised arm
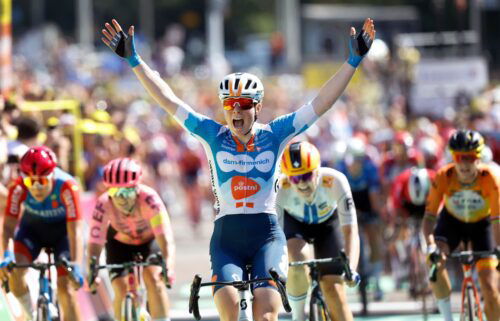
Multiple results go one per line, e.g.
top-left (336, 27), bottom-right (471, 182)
top-left (311, 18), bottom-right (375, 117)
top-left (101, 20), bottom-right (187, 116)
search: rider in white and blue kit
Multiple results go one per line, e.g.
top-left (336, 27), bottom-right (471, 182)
top-left (100, 17), bottom-right (375, 321)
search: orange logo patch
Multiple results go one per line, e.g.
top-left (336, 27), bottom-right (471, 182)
top-left (52, 200), bottom-right (59, 208)
top-left (231, 176), bottom-right (261, 200)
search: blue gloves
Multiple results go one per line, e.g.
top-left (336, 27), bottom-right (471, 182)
top-left (346, 271), bottom-right (361, 288)
top-left (106, 29), bottom-right (141, 68)
top-left (347, 23), bottom-right (374, 68)
top-left (0, 251), bottom-right (14, 268)
top-left (71, 264), bottom-right (84, 288)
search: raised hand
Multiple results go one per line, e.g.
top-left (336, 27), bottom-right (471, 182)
top-left (101, 19), bottom-right (141, 67)
top-left (348, 18), bottom-right (376, 68)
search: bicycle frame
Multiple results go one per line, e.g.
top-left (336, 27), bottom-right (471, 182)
top-left (459, 257), bottom-right (483, 321)
top-left (429, 250), bottom-right (497, 321)
top-left (6, 249), bottom-right (72, 321)
top-left (88, 253), bottom-right (169, 321)
top-left (288, 251), bottom-right (354, 321)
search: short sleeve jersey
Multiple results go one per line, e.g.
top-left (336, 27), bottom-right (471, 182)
top-left (276, 167), bottom-right (357, 226)
top-left (425, 163), bottom-right (500, 223)
top-left (173, 101), bottom-right (319, 220)
top-left (89, 184), bottom-right (170, 246)
top-left (5, 168), bottom-right (81, 223)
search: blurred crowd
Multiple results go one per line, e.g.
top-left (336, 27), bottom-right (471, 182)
top-left (0, 23), bottom-right (498, 237)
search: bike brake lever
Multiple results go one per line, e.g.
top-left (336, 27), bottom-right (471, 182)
top-left (268, 268), bottom-right (292, 313)
top-left (189, 274), bottom-right (202, 320)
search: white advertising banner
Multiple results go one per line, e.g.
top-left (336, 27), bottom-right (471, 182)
top-left (410, 57), bottom-right (489, 117)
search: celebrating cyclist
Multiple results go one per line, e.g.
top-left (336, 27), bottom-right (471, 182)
top-left (336, 137), bottom-right (384, 300)
top-left (100, 17), bottom-right (374, 321)
top-left (277, 141), bottom-right (360, 321)
top-left (423, 130), bottom-right (500, 321)
top-left (87, 158), bottom-right (175, 321)
top-left (0, 146), bottom-right (83, 321)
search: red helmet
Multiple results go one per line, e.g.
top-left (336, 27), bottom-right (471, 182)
top-left (103, 158), bottom-right (142, 188)
top-left (20, 146), bottom-right (58, 176)
top-left (394, 131), bottom-right (414, 147)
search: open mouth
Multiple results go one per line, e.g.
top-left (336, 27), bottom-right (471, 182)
top-left (233, 119), bottom-right (244, 129)
top-left (297, 186), bottom-right (312, 193)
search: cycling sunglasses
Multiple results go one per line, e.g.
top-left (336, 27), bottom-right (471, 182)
top-left (223, 97), bottom-right (255, 111)
top-left (23, 173), bottom-right (53, 188)
top-left (289, 172), bottom-right (314, 184)
top-left (452, 152), bottom-right (479, 163)
top-left (107, 187), bottom-right (138, 199)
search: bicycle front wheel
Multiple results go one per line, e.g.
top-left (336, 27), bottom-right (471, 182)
top-left (309, 300), bottom-right (330, 321)
top-left (122, 294), bottom-right (138, 321)
top-left (463, 287), bottom-right (476, 321)
top-left (36, 302), bottom-right (49, 321)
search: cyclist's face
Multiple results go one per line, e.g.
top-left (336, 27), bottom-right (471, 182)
top-left (223, 98), bottom-right (261, 136)
top-left (290, 170), bottom-right (318, 198)
top-left (109, 187), bottom-right (138, 214)
top-left (392, 143), bottom-right (409, 160)
top-left (454, 155), bottom-right (480, 183)
top-left (24, 175), bottom-right (54, 201)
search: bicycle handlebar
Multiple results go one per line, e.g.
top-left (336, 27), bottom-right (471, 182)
top-left (289, 250), bottom-right (355, 283)
top-left (188, 268), bottom-right (291, 320)
top-left (429, 249), bottom-right (498, 283)
top-left (88, 253), bottom-right (171, 294)
top-left (3, 259), bottom-right (78, 293)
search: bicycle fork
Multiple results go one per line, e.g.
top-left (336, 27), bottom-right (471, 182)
top-left (461, 264), bottom-right (483, 321)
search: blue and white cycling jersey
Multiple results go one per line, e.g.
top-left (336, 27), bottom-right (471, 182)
top-left (173, 101), bottom-right (318, 219)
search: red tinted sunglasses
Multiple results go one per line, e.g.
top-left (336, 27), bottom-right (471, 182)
top-left (223, 98), bottom-right (255, 111)
top-left (289, 172), bottom-right (314, 184)
top-left (453, 153), bottom-right (479, 163)
top-left (22, 173), bottom-right (53, 188)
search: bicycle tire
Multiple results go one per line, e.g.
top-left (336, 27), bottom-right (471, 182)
top-left (123, 294), bottom-right (137, 321)
top-left (309, 300), bottom-right (329, 321)
top-left (36, 302), bottom-right (49, 321)
top-left (464, 287), bottom-right (476, 321)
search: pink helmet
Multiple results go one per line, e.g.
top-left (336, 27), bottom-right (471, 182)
top-left (103, 158), bottom-right (142, 188)
top-left (20, 146), bottom-right (58, 176)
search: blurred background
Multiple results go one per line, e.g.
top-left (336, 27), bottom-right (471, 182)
top-left (0, 0), bottom-right (499, 320)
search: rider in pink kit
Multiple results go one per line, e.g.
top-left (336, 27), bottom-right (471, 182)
top-left (87, 158), bottom-right (175, 321)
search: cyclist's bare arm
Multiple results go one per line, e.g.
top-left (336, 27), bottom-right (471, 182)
top-left (342, 224), bottom-right (360, 270)
top-left (132, 62), bottom-right (187, 116)
top-left (67, 220), bottom-right (84, 263)
top-left (422, 212), bottom-right (438, 246)
top-left (311, 18), bottom-right (375, 117)
top-left (153, 211), bottom-right (176, 273)
top-left (87, 243), bottom-right (103, 264)
top-left (423, 170), bottom-right (444, 246)
top-left (1, 216), bottom-right (16, 256)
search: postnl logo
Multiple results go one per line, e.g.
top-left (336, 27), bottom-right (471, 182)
top-left (231, 176), bottom-right (261, 200)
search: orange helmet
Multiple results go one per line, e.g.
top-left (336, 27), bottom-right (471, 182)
top-left (281, 142), bottom-right (321, 176)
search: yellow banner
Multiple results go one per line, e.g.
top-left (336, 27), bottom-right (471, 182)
top-left (1, 0), bottom-right (11, 25)
top-left (302, 61), bottom-right (364, 89)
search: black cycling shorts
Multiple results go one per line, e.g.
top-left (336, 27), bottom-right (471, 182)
top-left (283, 212), bottom-right (344, 276)
top-left (434, 209), bottom-right (493, 253)
top-left (105, 227), bottom-right (161, 281)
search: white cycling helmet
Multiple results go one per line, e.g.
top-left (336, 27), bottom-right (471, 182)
top-left (408, 167), bottom-right (431, 206)
top-left (345, 138), bottom-right (366, 158)
top-left (218, 72), bottom-right (264, 102)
